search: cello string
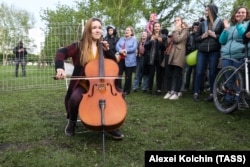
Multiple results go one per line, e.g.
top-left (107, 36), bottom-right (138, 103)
top-left (99, 44), bottom-right (106, 164)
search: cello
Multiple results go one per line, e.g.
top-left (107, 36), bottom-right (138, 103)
top-left (78, 42), bottom-right (127, 132)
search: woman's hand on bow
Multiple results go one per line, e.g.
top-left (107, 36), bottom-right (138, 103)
top-left (56, 68), bottom-right (66, 79)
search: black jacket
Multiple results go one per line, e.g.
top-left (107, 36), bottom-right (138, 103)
top-left (13, 46), bottom-right (27, 58)
top-left (104, 26), bottom-right (119, 54)
top-left (243, 22), bottom-right (250, 44)
top-left (186, 32), bottom-right (197, 54)
top-left (195, 5), bottom-right (224, 52)
top-left (144, 35), bottom-right (167, 65)
top-left (104, 36), bottom-right (119, 54)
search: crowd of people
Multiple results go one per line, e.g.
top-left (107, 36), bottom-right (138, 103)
top-left (54, 4), bottom-right (250, 139)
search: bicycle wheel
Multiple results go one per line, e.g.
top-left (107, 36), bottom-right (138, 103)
top-left (213, 66), bottom-right (243, 114)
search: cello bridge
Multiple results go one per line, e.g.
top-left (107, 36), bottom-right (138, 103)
top-left (98, 83), bottom-right (106, 92)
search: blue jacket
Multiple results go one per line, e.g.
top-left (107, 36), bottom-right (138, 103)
top-left (116, 36), bottom-right (138, 67)
top-left (219, 21), bottom-right (250, 59)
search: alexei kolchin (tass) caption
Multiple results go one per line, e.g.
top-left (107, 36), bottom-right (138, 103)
top-left (145, 151), bottom-right (247, 166)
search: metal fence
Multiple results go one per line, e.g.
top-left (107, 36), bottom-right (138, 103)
top-left (0, 22), bottom-right (82, 92)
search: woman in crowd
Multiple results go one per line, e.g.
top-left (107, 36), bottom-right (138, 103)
top-left (193, 4), bottom-right (224, 102)
top-left (133, 30), bottom-right (149, 92)
top-left (219, 6), bottom-right (250, 107)
top-left (163, 17), bottom-right (189, 100)
top-left (184, 21), bottom-right (200, 92)
top-left (145, 13), bottom-right (157, 35)
top-left (116, 26), bottom-right (138, 95)
top-left (144, 21), bottom-right (167, 95)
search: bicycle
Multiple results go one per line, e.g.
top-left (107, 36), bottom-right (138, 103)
top-left (213, 45), bottom-right (250, 114)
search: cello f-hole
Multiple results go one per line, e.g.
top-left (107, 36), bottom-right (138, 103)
top-left (87, 84), bottom-right (98, 97)
top-left (107, 83), bottom-right (117, 96)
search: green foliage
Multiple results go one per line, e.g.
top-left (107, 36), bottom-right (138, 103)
top-left (39, 0), bottom-right (193, 43)
top-left (41, 23), bottom-right (81, 61)
top-left (40, 4), bottom-right (77, 25)
top-left (97, 0), bottom-right (144, 35)
top-left (233, 0), bottom-right (250, 9)
top-left (40, 4), bottom-right (82, 60)
top-left (40, 0), bottom-right (239, 43)
top-left (0, 2), bottom-right (35, 65)
top-left (178, 0), bottom-right (235, 25)
top-left (141, 0), bottom-right (192, 28)
top-left (0, 3), bottom-right (34, 43)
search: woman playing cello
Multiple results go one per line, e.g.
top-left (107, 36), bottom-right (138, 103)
top-left (54, 18), bottom-right (124, 140)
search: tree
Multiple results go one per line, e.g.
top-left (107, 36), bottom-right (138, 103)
top-left (40, 0), bottom-right (238, 51)
top-left (140, 0), bottom-right (192, 28)
top-left (233, 0), bottom-right (250, 9)
top-left (40, 0), bottom-right (190, 39)
top-left (40, 3), bottom-right (81, 63)
top-left (96, 0), bottom-right (144, 36)
top-left (0, 2), bottom-right (34, 65)
top-left (175, 0), bottom-right (235, 27)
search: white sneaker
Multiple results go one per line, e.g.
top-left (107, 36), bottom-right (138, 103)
top-left (169, 94), bottom-right (179, 100)
top-left (163, 92), bottom-right (172, 99)
top-left (177, 92), bottom-right (182, 97)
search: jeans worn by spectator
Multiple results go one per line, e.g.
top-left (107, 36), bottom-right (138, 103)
top-left (194, 51), bottom-right (220, 95)
top-left (15, 58), bottom-right (26, 77)
top-left (133, 57), bottom-right (148, 91)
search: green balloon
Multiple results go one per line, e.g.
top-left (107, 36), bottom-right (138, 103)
top-left (186, 50), bottom-right (198, 66)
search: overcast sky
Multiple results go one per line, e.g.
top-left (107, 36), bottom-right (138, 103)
top-left (0, 0), bottom-right (74, 28)
top-left (0, 0), bottom-right (75, 53)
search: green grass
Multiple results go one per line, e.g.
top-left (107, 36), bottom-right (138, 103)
top-left (0, 65), bottom-right (65, 91)
top-left (1, 68), bottom-right (250, 166)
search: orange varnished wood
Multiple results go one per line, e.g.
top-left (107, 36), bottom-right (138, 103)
top-left (79, 55), bottom-right (127, 131)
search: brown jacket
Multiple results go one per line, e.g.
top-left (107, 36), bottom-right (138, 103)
top-left (168, 28), bottom-right (189, 68)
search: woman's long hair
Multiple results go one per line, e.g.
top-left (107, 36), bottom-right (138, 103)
top-left (78, 18), bottom-right (102, 66)
top-left (151, 21), bottom-right (162, 36)
top-left (207, 7), bottom-right (214, 30)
